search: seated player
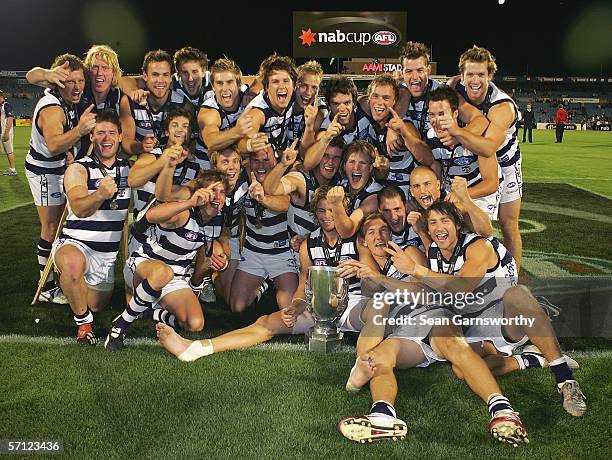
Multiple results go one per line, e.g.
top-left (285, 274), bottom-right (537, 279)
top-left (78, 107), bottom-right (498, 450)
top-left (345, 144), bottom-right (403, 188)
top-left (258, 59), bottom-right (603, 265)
top-left (104, 170), bottom-right (228, 351)
top-left (338, 205), bottom-right (530, 446)
top-left (52, 110), bottom-right (130, 345)
top-left (156, 185), bottom-right (377, 360)
top-left (426, 86), bottom-right (501, 220)
top-left (393, 201), bottom-right (587, 415)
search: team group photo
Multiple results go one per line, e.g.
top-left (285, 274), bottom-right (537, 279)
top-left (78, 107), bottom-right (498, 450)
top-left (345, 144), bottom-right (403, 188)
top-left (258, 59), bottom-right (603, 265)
top-left (1, 1), bottom-right (610, 458)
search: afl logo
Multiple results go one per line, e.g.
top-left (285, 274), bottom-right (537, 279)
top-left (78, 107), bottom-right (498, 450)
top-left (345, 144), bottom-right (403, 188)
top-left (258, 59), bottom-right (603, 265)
top-left (185, 231), bottom-right (198, 242)
top-left (454, 157), bottom-right (472, 166)
top-left (373, 31), bottom-right (397, 46)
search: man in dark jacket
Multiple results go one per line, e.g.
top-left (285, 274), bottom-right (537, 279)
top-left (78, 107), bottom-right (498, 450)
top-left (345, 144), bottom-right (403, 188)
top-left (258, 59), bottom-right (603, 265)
top-left (522, 103), bottom-right (534, 143)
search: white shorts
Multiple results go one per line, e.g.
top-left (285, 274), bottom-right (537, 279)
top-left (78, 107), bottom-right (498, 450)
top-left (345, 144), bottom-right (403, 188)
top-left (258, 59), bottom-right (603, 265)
top-left (500, 158), bottom-right (523, 204)
top-left (237, 246), bottom-right (298, 279)
top-left (464, 300), bottom-right (528, 356)
top-left (52, 238), bottom-right (116, 291)
top-left (386, 304), bottom-right (450, 367)
top-left (123, 256), bottom-right (192, 306)
top-left (474, 185), bottom-right (501, 221)
top-left (26, 170), bottom-right (65, 206)
top-left (1, 133), bottom-right (13, 154)
top-left (229, 236), bottom-right (241, 261)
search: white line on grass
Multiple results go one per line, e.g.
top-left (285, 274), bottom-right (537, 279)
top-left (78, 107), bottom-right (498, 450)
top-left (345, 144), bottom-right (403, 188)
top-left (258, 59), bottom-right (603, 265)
top-left (525, 176), bottom-right (612, 181)
top-left (0, 201), bottom-right (34, 213)
top-left (0, 334), bottom-right (609, 358)
top-left (522, 203), bottom-right (612, 224)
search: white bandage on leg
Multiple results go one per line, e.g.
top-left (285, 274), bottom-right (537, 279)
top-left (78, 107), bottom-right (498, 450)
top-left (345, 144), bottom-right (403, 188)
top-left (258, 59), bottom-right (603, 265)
top-left (345, 359), bottom-right (361, 393)
top-left (177, 339), bottom-right (214, 362)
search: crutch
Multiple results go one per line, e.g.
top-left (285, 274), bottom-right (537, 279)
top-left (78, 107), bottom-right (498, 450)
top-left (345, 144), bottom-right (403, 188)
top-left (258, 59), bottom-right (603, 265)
top-left (31, 143), bottom-right (94, 304)
top-left (31, 206), bottom-right (68, 304)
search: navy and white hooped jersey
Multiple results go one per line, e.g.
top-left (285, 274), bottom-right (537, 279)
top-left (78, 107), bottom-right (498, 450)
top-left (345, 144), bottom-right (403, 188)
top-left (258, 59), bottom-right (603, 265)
top-left (455, 81), bottom-right (521, 168)
top-left (224, 169), bottom-right (249, 238)
top-left (427, 232), bottom-right (517, 314)
top-left (0, 101), bottom-right (14, 134)
top-left (243, 190), bottom-right (290, 255)
top-left (285, 98), bottom-right (327, 145)
top-left (391, 225), bottom-right (423, 250)
top-left (307, 228), bottom-right (361, 297)
top-left (171, 72), bottom-right (213, 108)
top-left (320, 105), bottom-right (379, 148)
top-left (195, 89), bottom-right (248, 169)
top-left (401, 78), bottom-right (440, 140)
top-left (376, 125), bottom-right (419, 196)
top-left (287, 169), bottom-right (342, 237)
top-left (426, 128), bottom-right (502, 194)
top-left (128, 91), bottom-right (189, 146)
top-left (381, 251), bottom-right (411, 281)
top-left (137, 207), bottom-right (223, 277)
top-left (76, 87), bottom-right (123, 159)
top-left (246, 92), bottom-right (294, 151)
top-left (341, 177), bottom-right (383, 214)
top-left (25, 89), bottom-right (79, 176)
top-left (132, 148), bottom-right (200, 216)
top-left (60, 156), bottom-right (130, 257)
top-left (130, 150), bottom-right (200, 249)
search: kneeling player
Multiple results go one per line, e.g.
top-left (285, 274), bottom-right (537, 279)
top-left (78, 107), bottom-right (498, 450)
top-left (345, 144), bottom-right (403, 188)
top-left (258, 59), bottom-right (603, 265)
top-left (156, 185), bottom-right (377, 360)
top-left (104, 170), bottom-right (228, 351)
top-left (52, 110), bottom-right (130, 345)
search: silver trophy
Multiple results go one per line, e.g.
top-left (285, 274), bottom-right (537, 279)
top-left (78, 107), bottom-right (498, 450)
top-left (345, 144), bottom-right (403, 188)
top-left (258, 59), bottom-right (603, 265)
top-left (305, 266), bottom-right (349, 352)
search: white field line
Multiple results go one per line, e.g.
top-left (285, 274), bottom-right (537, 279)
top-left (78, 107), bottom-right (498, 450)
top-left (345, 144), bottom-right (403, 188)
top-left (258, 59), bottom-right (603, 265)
top-left (0, 201), bottom-right (33, 213)
top-left (521, 202), bottom-right (612, 224)
top-left (524, 176), bottom-right (612, 181)
top-left (0, 334), bottom-right (610, 358)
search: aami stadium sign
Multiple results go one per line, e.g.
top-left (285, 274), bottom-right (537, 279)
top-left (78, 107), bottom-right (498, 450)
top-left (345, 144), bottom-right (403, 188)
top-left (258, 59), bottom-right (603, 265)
top-left (293, 11), bottom-right (407, 58)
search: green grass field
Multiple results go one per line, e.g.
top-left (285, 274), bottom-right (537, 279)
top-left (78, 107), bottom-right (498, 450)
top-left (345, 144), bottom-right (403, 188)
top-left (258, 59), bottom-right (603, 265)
top-left (1, 127), bottom-right (611, 459)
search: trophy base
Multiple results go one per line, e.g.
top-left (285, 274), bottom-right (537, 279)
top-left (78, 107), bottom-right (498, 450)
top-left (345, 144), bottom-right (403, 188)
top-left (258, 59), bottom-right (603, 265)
top-left (305, 327), bottom-right (344, 353)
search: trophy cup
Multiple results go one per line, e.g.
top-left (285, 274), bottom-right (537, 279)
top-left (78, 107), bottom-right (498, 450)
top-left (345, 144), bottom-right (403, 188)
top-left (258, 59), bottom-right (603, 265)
top-left (305, 266), bottom-right (349, 353)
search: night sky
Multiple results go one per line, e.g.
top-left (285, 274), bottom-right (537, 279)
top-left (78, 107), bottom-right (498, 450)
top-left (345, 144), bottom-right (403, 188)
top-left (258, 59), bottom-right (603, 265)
top-left (1, 0), bottom-right (610, 77)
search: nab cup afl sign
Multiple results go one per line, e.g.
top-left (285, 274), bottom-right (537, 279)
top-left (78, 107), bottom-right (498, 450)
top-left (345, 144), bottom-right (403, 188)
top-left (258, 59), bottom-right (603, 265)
top-left (293, 11), bottom-right (407, 58)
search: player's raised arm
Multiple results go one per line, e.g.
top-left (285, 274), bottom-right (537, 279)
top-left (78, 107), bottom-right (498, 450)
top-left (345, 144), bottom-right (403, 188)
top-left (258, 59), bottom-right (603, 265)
top-left (26, 61), bottom-right (71, 89)
top-left (303, 112), bottom-right (342, 170)
top-left (262, 139), bottom-right (300, 196)
top-left (40, 104), bottom-right (96, 155)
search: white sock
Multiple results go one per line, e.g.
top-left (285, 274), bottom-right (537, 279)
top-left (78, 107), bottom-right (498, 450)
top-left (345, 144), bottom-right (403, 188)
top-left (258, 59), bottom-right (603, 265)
top-left (177, 339), bottom-right (214, 362)
top-left (549, 356), bottom-right (567, 367)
